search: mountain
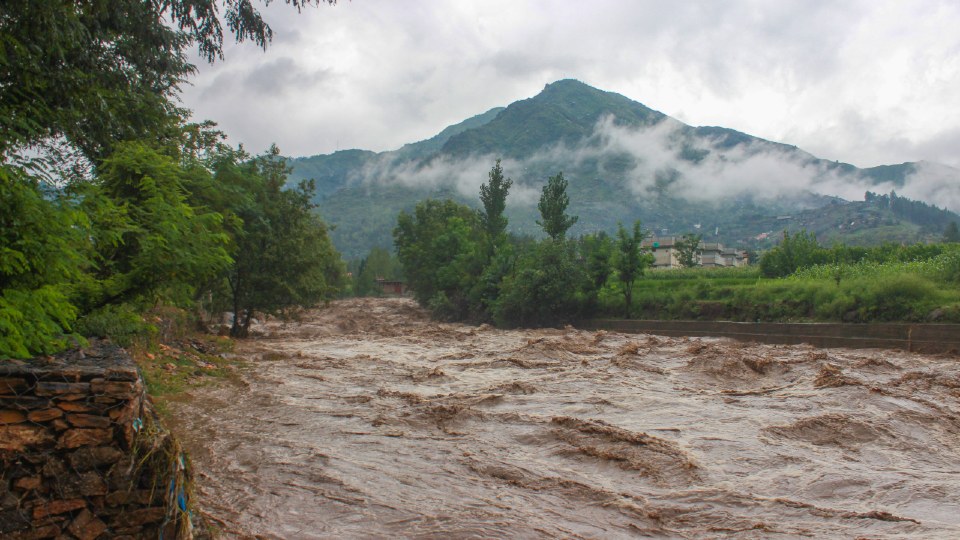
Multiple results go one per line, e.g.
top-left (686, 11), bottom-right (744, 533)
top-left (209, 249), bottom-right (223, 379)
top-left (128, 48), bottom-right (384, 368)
top-left (438, 81), bottom-right (666, 158)
top-left (288, 79), bottom-right (960, 258)
top-left (286, 106), bottom-right (504, 193)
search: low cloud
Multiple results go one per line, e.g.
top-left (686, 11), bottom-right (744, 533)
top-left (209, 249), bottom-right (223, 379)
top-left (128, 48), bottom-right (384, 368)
top-left (588, 117), bottom-right (863, 203)
top-left (890, 162), bottom-right (960, 213)
top-left (351, 152), bottom-right (541, 207)
top-left (344, 115), bottom-right (960, 213)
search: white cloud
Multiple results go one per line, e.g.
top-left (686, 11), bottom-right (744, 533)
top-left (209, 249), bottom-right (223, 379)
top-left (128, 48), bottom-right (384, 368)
top-left (344, 114), bottom-right (960, 213)
top-left (893, 162), bottom-right (960, 213)
top-left (178, 0), bottom-right (960, 172)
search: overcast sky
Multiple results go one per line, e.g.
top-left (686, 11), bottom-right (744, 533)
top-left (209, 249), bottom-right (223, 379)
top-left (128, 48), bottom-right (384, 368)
top-left (179, 0), bottom-right (960, 169)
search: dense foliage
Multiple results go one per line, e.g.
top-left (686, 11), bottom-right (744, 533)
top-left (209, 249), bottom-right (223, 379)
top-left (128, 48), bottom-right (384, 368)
top-left (759, 230), bottom-right (827, 278)
top-left (394, 199), bottom-right (483, 320)
top-left (1, 139), bottom-right (346, 357)
top-left (87, 142), bottom-right (232, 308)
top-left (864, 191), bottom-right (959, 233)
top-left (759, 230), bottom-right (956, 279)
top-left (394, 162), bottom-right (654, 327)
top-left (945, 222), bottom-right (960, 243)
top-left (479, 160), bottom-right (513, 249)
top-left (0, 167), bottom-right (89, 357)
top-left (219, 148), bottom-right (344, 337)
top-left (1, 1), bottom-right (343, 358)
top-left (494, 240), bottom-right (592, 327)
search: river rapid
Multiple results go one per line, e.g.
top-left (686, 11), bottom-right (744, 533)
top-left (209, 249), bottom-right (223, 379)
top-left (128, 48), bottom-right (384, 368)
top-left (167, 298), bottom-right (960, 539)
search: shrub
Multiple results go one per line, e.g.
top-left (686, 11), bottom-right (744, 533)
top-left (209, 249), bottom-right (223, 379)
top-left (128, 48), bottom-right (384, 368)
top-left (75, 304), bottom-right (156, 347)
top-left (494, 240), bottom-right (590, 327)
top-left (853, 275), bottom-right (941, 321)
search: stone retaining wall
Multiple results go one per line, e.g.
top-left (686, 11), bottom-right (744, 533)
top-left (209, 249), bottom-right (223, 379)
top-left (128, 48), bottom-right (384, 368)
top-left (1, 342), bottom-right (193, 539)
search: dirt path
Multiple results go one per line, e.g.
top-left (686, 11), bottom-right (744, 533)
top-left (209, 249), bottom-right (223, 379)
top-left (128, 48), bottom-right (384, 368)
top-left (167, 298), bottom-right (960, 538)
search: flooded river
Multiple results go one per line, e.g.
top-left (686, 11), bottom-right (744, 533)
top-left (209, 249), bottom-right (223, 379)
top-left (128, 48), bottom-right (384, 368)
top-left (168, 298), bottom-right (960, 538)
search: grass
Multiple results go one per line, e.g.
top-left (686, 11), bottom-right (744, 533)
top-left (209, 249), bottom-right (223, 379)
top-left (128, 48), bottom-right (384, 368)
top-left (76, 303), bottom-right (246, 398)
top-left (598, 259), bottom-right (960, 323)
top-left (791, 250), bottom-right (960, 282)
top-left (136, 338), bottom-right (244, 397)
top-left (90, 305), bottom-right (248, 399)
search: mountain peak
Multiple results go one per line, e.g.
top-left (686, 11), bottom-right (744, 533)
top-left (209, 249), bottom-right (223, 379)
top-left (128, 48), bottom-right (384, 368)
top-left (438, 80), bottom-right (666, 158)
top-left (541, 78), bottom-right (592, 91)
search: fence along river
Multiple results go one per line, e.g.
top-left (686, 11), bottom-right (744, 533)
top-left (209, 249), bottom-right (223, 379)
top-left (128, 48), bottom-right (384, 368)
top-left (168, 298), bottom-right (960, 538)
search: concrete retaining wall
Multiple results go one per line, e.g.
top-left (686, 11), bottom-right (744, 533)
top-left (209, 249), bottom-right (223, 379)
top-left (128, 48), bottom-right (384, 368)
top-left (581, 320), bottom-right (960, 354)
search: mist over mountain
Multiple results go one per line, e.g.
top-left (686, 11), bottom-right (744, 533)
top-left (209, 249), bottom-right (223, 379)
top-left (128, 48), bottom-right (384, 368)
top-left (287, 80), bottom-right (960, 258)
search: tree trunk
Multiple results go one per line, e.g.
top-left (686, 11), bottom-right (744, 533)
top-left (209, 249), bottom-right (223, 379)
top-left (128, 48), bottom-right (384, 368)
top-left (228, 267), bottom-right (242, 337)
top-left (229, 309), bottom-right (246, 338)
top-left (624, 283), bottom-right (633, 319)
top-left (242, 309), bottom-right (254, 336)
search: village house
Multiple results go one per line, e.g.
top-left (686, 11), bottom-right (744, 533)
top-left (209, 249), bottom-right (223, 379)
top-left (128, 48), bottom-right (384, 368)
top-left (642, 236), bottom-right (748, 269)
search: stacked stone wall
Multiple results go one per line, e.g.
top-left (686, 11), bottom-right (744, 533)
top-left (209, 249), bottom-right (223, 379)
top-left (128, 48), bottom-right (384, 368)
top-left (1, 343), bottom-right (192, 539)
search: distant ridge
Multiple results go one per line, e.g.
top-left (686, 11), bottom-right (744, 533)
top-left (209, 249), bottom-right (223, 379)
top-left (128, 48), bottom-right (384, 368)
top-left (287, 79), bottom-right (960, 258)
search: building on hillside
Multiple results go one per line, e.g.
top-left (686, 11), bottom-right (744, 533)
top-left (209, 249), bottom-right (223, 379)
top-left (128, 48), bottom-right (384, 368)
top-left (643, 236), bottom-right (748, 269)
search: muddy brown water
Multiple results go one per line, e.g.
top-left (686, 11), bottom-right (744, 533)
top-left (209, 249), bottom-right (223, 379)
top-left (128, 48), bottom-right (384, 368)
top-left (167, 298), bottom-right (960, 538)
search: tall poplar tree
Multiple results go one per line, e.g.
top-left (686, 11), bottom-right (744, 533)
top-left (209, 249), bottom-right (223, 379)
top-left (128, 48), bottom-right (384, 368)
top-left (537, 172), bottom-right (578, 240)
top-left (479, 159), bottom-right (513, 250)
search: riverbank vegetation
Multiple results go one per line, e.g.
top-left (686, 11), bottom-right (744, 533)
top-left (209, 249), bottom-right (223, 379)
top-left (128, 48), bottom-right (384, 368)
top-left (394, 162), bottom-right (960, 327)
top-left (1, 2), bottom-right (344, 359)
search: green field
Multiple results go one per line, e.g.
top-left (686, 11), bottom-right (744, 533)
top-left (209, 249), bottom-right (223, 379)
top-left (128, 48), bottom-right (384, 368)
top-left (599, 248), bottom-right (960, 323)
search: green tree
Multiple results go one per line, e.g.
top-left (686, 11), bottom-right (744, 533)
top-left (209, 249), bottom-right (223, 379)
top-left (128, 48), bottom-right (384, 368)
top-left (579, 232), bottom-right (614, 291)
top-left (479, 159), bottom-right (513, 251)
top-left (1, 0), bottom-right (335, 160)
top-left (393, 199), bottom-right (482, 320)
top-left (467, 160), bottom-right (516, 320)
top-left (493, 240), bottom-right (590, 328)
top-left (537, 172), bottom-right (578, 240)
top-left (84, 142), bottom-right (232, 309)
top-left (615, 221), bottom-right (653, 318)
top-left (829, 242), bottom-right (849, 286)
top-left (1, 0), bottom-right (340, 355)
top-left (468, 244), bottom-right (516, 322)
top-left (674, 233), bottom-right (702, 268)
top-left (759, 230), bottom-right (828, 278)
top-left (0, 165), bottom-right (91, 358)
top-left (944, 221), bottom-right (960, 243)
top-left (223, 147), bottom-right (344, 337)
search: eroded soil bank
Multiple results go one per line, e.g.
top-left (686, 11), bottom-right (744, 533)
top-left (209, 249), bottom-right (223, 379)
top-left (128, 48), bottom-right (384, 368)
top-left (167, 298), bottom-right (960, 538)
